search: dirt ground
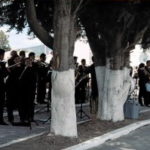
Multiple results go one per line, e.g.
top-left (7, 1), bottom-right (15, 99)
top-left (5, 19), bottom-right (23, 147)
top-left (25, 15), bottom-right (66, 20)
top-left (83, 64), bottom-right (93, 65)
top-left (1, 112), bottom-right (150, 150)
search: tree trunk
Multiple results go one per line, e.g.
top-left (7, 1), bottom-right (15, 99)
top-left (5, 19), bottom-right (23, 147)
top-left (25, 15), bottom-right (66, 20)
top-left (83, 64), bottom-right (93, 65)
top-left (96, 56), bottom-right (131, 122)
top-left (51, 69), bottom-right (77, 137)
top-left (51, 0), bottom-right (77, 137)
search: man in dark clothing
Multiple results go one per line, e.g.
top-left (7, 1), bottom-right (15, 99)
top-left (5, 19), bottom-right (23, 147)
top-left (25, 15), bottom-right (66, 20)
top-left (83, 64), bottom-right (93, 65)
top-left (7, 50), bottom-right (17, 66)
top-left (19, 58), bottom-right (37, 122)
top-left (138, 63), bottom-right (146, 106)
top-left (46, 59), bottom-right (53, 109)
top-left (0, 49), bottom-right (8, 125)
top-left (75, 59), bottom-right (89, 104)
top-left (37, 53), bottom-right (48, 104)
top-left (87, 56), bottom-right (98, 113)
top-left (19, 50), bottom-right (26, 66)
top-left (6, 55), bottom-right (22, 123)
top-left (144, 60), bottom-right (150, 106)
top-left (74, 56), bottom-right (79, 76)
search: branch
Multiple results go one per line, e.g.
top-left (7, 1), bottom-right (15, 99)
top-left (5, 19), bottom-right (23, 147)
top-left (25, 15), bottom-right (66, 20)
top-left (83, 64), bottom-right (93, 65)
top-left (73, 0), bottom-right (84, 16)
top-left (26, 0), bottom-right (53, 49)
top-left (125, 26), bottom-right (148, 52)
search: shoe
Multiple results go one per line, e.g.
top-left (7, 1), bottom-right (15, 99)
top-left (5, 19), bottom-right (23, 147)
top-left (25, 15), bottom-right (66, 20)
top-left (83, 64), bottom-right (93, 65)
top-left (0, 121), bottom-right (8, 125)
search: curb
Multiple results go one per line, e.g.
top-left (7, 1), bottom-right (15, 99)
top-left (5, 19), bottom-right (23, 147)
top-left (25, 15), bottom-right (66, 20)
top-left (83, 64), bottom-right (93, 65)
top-left (0, 132), bottom-right (46, 149)
top-left (63, 119), bottom-right (150, 150)
top-left (140, 108), bottom-right (150, 114)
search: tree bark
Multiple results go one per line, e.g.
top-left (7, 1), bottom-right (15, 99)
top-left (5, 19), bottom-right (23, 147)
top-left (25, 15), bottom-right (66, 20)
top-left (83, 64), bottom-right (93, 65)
top-left (51, 0), bottom-right (77, 137)
top-left (96, 56), bottom-right (131, 122)
top-left (51, 69), bottom-right (77, 137)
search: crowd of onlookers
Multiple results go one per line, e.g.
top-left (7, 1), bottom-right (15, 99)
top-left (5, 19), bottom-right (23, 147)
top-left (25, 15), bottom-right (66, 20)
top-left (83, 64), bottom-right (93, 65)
top-left (132, 60), bottom-right (150, 107)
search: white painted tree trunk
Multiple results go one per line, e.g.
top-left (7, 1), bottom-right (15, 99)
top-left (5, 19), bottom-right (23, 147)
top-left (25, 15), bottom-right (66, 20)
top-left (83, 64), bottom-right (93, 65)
top-left (51, 69), bottom-right (77, 137)
top-left (95, 65), bottom-right (131, 122)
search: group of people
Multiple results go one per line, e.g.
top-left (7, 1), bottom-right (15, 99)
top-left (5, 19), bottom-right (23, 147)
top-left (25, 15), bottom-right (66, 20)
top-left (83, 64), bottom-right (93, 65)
top-left (0, 49), bottom-right (52, 125)
top-left (1, 47), bottom-right (150, 125)
top-left (136, 61), bottom-right (150, 106)
top-left (0, 47), bottom-right (98, 125)
top-left (74, 56), bottom-right (98, 113)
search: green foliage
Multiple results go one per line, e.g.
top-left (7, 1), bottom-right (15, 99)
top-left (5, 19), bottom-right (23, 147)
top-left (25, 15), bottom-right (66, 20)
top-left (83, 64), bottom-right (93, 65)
top-left (0, 30), bottom-right (10, 51)
top-left (1, 0), bottom-right (150, 51)
top-left (79, 1), bottom-right (150, 55)
top-left (0, 0), bottom-right (54, 33)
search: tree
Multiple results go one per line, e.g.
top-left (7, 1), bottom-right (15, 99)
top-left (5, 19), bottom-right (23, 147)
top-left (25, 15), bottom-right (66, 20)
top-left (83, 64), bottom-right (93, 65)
top-left (0, 30), bottom-right (10, 51)
top-left (0, 0), bottom-right (86, 137)
top-left (79, 0), bottom-right (150, 121)
top-left (1, 0), bottom-right (150, 129)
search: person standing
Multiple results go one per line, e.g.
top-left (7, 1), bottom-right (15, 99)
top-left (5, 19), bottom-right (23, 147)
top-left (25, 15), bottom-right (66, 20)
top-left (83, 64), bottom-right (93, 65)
top-left (87, 56), bottom-right (98, 113)
top-left (37, 53), bottom-right (48, 104)
top-left (144, 60), bottom-right (150, 106)
top-left (19, 50), bottom-right (26, 66)
top-left (0, 49), bottom-right (8, 125)
top-left (74, 56), bottom-right (79, 77)
top-left (6, 55), bottom-right (22, 123)
top-left (138, 63), bottom-right (146, 106)
top-left (76, 59), bottom-right (89, 104)
top-left (8, 50), bottom-right (17, 66)
top-left (18, 58), bottom-right (37, 122)
top-left (46, 59), bottom-right (53, 109)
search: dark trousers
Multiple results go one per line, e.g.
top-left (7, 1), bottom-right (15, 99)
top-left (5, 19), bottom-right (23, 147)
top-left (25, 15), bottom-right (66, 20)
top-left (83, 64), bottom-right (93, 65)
top-left (6, 86), bottom-right (19, 122)
top-left (18, 88), bottom-right (35, 122)
top-left (37, 80), bottom-right (46, 103)
top-left (145, 92), bottom-right (150, 106)
top-left (7, 103), bottom-right (14, 122)
top-left (0, 89), bottom-right (5, 122)
top-left (138, 85), bottom-right (146, 106)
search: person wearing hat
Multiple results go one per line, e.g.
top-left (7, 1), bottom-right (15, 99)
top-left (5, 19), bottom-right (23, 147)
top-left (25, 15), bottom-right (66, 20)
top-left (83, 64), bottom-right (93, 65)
top-left (0, 49), bottom-right (8, 125)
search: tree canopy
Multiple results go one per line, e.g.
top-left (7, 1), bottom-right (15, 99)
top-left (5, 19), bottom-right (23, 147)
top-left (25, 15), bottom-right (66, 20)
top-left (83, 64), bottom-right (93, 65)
top-left (78, 1), bottom-right (150, 68)
top-left (0, 0), bottom-right (86, 49)
top-left (1, 1), bottom-right (150, 58)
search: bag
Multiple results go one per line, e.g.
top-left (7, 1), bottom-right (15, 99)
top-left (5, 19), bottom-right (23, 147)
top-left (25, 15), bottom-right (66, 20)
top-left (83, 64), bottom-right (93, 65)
top-left (124, 91), bottom-right (140, 119)
top-left (145, 82), bottom-right (150, 92)
top-left (124, 99), bottom-right (140, 119)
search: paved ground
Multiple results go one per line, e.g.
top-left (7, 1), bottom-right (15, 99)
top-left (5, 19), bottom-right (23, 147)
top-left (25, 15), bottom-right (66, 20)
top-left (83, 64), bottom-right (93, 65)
top-left (0, 103), bottom-right (90, 147)
top-left (0, 103), bottom-right (149, 149)
top-left (90, 125), bottom-right (150, 150)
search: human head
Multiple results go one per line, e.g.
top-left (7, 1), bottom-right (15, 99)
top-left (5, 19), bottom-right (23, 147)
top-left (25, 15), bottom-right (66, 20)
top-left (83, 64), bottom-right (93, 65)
top-left (0, 49), bottom-right (5, 60)
top-left (25, 58), bottom-right (32, 67)
top-left (81, 59), bottom-right (86, 66)
top-left (14, 55), bottom-right (20, 64)
top-left (74, 56), bottom-right (78, 64)
top-left (139, 63), bottom-right (145, 69)
top-left (40, 53), bottom-right (46, 62)
top-left (146, 60), bottom-right (150, 67)
top-left (19, 51), bottom-right (25, 59)
top-left (10, 50), bottom-right (17, 58)
top-left (28, 52), bottom-right (35, 61)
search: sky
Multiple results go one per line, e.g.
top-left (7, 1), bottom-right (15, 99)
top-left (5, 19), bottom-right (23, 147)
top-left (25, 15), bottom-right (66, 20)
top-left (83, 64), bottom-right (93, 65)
top-left (0, 25), bottom-right (93, 65)
top-left (0, 25), bottom-right (42, 49)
